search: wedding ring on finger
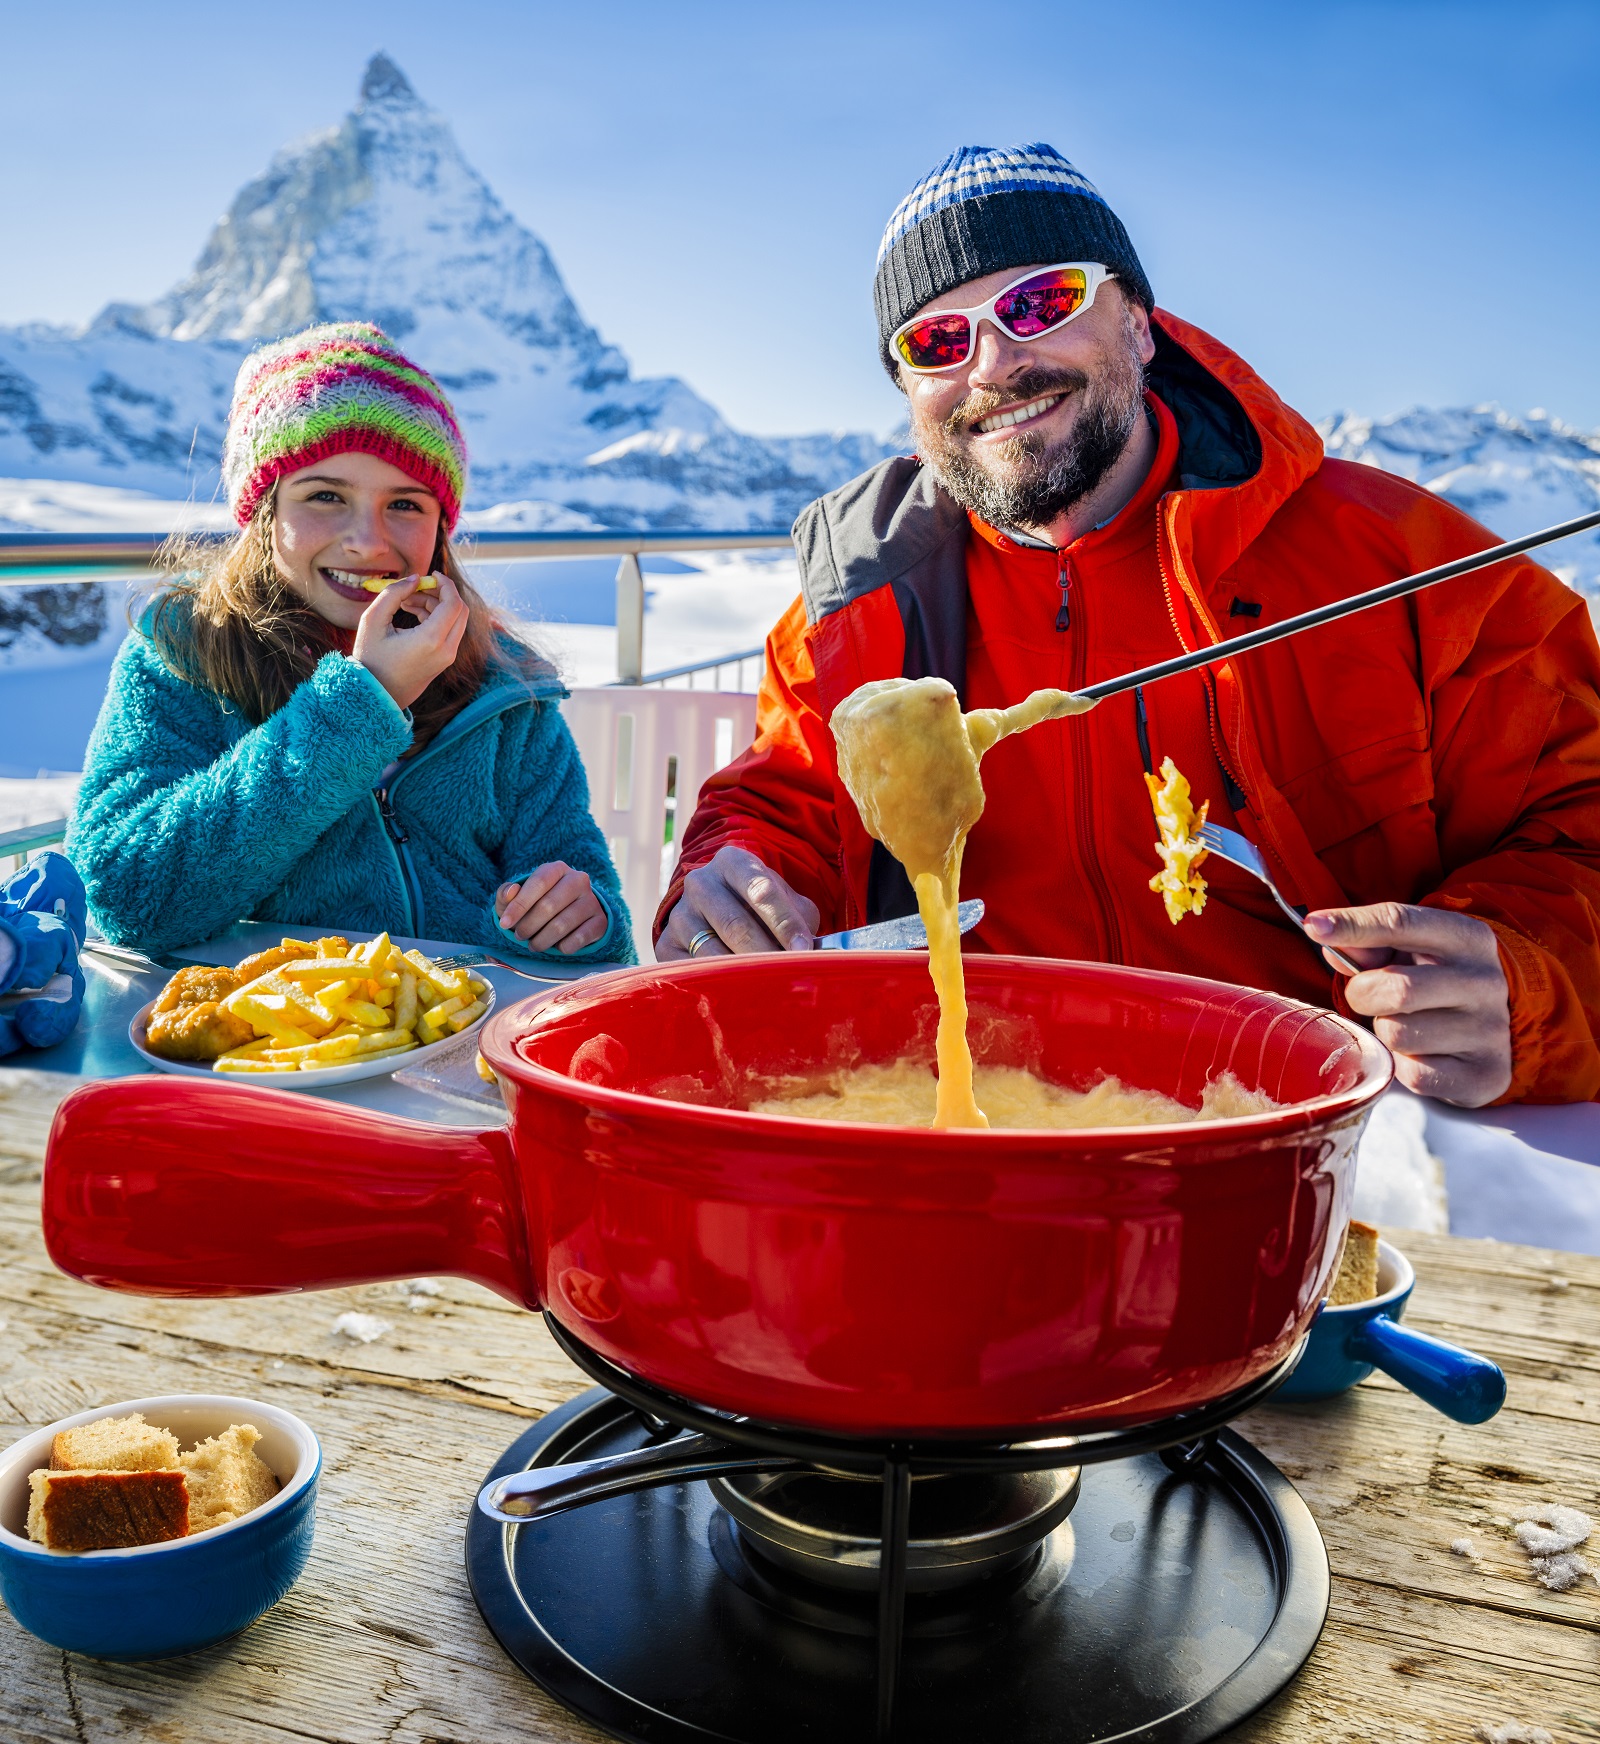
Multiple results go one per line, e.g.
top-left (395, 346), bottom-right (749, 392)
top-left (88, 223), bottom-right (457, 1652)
top-left (687, 928), bottom-right (718, 957)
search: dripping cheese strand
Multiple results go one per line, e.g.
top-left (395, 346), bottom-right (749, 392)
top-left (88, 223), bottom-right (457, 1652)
top-left (830, 678), bottom-right (1096, 1129)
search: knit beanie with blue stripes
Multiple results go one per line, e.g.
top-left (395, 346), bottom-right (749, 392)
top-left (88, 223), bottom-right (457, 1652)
top-left (873, 143), bottom-right (1154, 377)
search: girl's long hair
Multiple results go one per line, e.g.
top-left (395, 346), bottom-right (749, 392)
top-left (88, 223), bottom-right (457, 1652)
top-left (147, 490), bottom-right (546, 748)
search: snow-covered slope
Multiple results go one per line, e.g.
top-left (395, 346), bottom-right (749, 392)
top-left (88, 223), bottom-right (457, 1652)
top-left (1319, 403), bottom-right (1600, 596)
top-left (0, 54), bottom-right (897, 530)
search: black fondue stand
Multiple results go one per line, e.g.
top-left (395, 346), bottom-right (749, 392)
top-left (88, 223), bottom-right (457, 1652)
top-left (466, 1314), bottom-right (1328, 1743)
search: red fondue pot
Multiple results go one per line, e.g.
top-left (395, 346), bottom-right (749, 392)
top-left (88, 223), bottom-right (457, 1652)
top-left (43, 955), bottom-right (1389, 1437)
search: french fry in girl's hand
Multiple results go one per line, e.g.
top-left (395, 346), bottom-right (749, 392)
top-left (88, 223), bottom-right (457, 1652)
top-left (446, 997), bottom-right (487, 1033)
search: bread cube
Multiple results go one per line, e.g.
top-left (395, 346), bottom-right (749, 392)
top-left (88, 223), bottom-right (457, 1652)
top-left (28, 1469), bottom-right (189, 1551)
top-left (50, 1412), bottom-right (180, 1473)
top-left (180, 1424), bottom-right (279, 1533)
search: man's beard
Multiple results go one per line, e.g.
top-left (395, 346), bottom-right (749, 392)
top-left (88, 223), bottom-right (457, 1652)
top-left (912, 315), bottom-right (1148, 531)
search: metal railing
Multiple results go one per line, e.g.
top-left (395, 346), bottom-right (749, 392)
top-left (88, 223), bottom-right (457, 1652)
top-left (624, 646), bottom-right (765, 691)
top-left (0, 528), bottom-right (791, 685)
top-left (0, 819), bottom-right (69, 876)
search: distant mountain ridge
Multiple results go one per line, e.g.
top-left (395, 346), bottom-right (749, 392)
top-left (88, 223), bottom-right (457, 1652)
top-left (1319, 402), bottom-right (1600, 596)
top-left (0, 54), bottom-right (899, 530)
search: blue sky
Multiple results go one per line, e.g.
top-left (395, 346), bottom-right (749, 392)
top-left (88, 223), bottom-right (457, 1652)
top-left (1, 0), bottom-right (1596, 437)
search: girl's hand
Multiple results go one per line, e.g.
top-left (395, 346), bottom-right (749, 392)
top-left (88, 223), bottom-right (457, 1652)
top-left (351, 574), bottom-right (469, 709)
top-left (496, 864), bottom-right (608, 954)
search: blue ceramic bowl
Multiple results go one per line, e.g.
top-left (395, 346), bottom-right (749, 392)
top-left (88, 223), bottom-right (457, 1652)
top-left (1276, 1239), bottom-right (1506, 1423)
top-left (0, 1393), bottom-right (320, 1659)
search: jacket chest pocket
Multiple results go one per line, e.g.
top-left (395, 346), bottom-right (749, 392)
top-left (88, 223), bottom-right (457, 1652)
top-left (1273, 728), bottom-right (1436, 856)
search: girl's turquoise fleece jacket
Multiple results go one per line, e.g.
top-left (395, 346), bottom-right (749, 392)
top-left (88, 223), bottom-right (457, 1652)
top-left (67, 615), bottom-right (635, 964)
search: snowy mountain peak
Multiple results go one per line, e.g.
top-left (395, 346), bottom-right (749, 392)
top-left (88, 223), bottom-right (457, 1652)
top-left (100, 53), bottom-right (598, 359)
top-left (360, 51), bottom-right (419, 106)
top-left (1, 55), bottom-right (894, 525)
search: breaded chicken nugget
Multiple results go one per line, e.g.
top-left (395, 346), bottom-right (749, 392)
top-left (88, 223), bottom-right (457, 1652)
top-left (146, 964), bottom-right (254, 1061)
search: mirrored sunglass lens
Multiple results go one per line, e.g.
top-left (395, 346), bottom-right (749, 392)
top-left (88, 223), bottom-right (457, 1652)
top-left (897, 313), bottom-right (972, 370)
top-left (995, 268), bottom-right (1088, 337)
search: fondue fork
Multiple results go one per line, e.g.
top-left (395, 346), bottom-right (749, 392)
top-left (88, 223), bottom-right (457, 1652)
top-left (1196, 821), bottom-right (1359, 976)
top-left (1071, 506), bottom-right (1600, 709)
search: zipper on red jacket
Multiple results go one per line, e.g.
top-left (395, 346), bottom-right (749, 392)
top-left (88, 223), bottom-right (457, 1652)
top-left (1154, 508), bottom-right (1250, 806)
top-left (1054, 551), bottom-right (1073, 631)
top-left (1064, 567), bottom-right (1125, 963)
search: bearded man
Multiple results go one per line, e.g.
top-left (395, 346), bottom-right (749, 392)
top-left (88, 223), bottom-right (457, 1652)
top-left (657, 144), bottom-right (1600, 1108)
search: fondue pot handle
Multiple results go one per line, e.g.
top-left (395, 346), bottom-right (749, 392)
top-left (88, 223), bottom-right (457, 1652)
top-left (41, 1077), bottom-right (534, 1305)
top-left (1351, 1313), bottom-right (1507, 1425)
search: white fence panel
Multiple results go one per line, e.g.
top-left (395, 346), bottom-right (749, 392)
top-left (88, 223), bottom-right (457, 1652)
top-left (560, 688), bottom-right (758, 963)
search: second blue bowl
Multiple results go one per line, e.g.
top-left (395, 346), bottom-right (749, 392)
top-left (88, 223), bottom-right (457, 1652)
top-left (1276, 1239), bottom-right (1505, 1423)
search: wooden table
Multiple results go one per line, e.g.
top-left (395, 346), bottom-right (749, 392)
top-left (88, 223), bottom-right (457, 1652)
top-left (2, 1069), bottom-right (1597, 1744)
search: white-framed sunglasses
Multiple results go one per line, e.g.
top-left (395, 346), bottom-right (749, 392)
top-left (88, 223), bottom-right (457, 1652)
top-left (889, 262), bottom-right (1117, 374)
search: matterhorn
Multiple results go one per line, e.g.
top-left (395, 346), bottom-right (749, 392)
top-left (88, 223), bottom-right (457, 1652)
top-left (0, 54), bottom-right (895, 531)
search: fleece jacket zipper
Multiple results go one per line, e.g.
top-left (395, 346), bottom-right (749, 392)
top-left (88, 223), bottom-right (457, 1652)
top-left (368, 683), bottom-right (557, 941)
top-left (371, 786), bottom-right (422, 937)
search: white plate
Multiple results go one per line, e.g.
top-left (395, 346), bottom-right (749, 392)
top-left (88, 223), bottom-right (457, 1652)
top-left (129, 981), bottom-right (495, 1091)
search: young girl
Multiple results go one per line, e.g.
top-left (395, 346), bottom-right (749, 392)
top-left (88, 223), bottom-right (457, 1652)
top-left (69, 323), bottom-right (633, 964)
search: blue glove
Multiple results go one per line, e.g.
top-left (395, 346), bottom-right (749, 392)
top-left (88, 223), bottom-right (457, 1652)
top-left (0, 851), bottom-right (89, 1055)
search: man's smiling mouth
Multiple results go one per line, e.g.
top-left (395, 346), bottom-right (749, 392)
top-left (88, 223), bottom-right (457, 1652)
top-left (973, 393), bottom-right (1065, 436)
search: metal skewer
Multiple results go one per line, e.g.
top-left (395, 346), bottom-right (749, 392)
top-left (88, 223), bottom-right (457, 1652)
top-left (1075, 507), bottom-right (1600, 704)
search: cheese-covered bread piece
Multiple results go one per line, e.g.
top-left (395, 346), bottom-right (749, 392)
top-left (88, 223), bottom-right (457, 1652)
top-left (1329, 1219), bottom-right (1381, 1305)
top-left (179, 1424), bottom-right (279, 1532)
top-left (51, 1411), bottom-right (180, 1473)
top-left (28, 1468), bottom-right (189, 1551)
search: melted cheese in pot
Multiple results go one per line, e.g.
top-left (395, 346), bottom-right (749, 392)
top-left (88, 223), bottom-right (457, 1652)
top-left (752, 1061), bottom-right (1275, 1129)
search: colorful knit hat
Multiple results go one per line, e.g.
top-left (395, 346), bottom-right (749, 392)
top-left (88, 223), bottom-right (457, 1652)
top-left (873, 144), bottom-right (1154, 376)
top-left (222, 323), bottom-right (467, 531)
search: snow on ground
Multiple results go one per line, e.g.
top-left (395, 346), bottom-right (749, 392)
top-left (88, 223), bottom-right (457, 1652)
top-left (0, 478), bottom-right (232, 535)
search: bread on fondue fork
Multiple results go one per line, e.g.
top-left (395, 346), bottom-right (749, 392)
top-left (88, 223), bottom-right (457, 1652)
top-left (830, 677), bottom-right (1094, 1130)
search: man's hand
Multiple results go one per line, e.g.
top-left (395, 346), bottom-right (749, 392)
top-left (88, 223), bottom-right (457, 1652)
top-left (496, 863), bottom-right (608, 954)
top-left (657, 846), bottom-right (820, 959)
top-left (1303, 903), bottom-right (1511, 1107)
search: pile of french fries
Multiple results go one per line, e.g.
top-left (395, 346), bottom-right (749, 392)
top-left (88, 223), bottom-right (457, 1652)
top-left (212, 934), bottom-right (490, 1075)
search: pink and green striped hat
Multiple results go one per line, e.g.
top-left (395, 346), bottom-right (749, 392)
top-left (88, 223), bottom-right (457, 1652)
top-left (223, 323), bottom-right (467, 531)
